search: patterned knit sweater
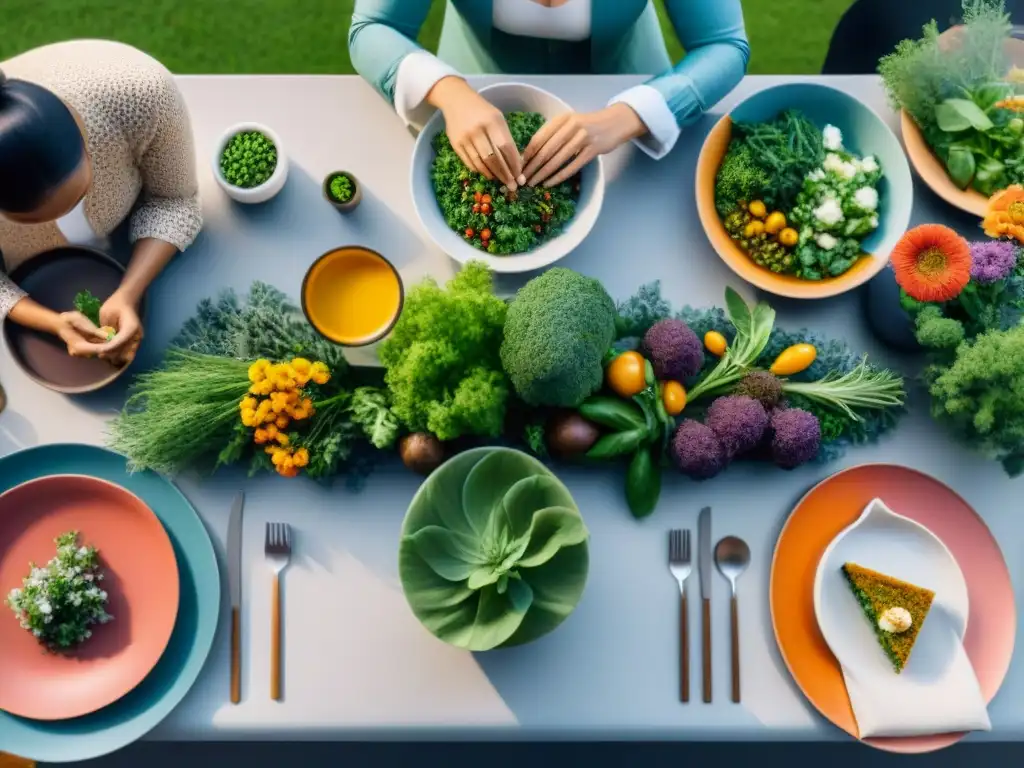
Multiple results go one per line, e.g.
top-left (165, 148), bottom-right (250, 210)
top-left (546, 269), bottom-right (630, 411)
top-left (0, 39), bottom-right (203, 317)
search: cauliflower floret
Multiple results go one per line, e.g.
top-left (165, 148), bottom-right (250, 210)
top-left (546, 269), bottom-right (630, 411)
top-left (813, 197), bottom-right (844, 227)
top-left (806, 168), bottom-right (826, 182)
top-left (858, 155), bottom-right (879, 174)
top-left (823, 153), bottom-right (857, 179)
top-left (823, 124), bottom-right (843, 151)
top-left (853, 186), bottom-right (879, 211)
top-left (815, 233), bottom-right (838, 250)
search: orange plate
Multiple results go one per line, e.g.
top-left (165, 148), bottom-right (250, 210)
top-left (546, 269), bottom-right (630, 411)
top-left (0, 475), bottom-right (180, 721)
top-left (770, 464), bottom-right (1014, 753)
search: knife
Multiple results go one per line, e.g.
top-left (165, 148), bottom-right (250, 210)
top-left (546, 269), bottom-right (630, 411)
top-left (227, 491), bottom-right (245, 704)
top-left (698, 505), bottom-right (712, 703)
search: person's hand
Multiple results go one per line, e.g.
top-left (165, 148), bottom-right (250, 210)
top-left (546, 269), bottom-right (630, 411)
top-left (428, 76), bottom-right (524, 189)
top-left (522, 104), bottom-right (647, 187)
top-left (54, 312), bottom-right (112, 359)
top-left (97, 290), bottom-right (143, 365)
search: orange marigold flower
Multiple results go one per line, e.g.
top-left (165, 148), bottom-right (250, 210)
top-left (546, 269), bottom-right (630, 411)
top-left (275, 415), bottom-right (290, 430)
top-left (983, 184), bottom-right (1024, 243)
top-left (890, 224), bottom-right (972, 302)
top-left (275, 432), bottom-right (290, 446)
top-left (292, 448), bottom-right (309, 467)
top-left (253, 428), bottom-right (269, 445)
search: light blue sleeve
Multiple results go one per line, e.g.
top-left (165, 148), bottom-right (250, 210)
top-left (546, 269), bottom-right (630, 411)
top-left (651, 0), bottom-right (751, 128)
top-left (348, 0), bottom-right (435, 104)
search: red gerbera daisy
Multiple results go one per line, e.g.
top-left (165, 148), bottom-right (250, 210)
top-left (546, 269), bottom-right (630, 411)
top-left (889, 224), bottom-right (972, 302)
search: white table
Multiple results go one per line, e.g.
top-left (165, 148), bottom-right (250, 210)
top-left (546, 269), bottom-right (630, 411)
top-left (1, 74), bottom-right (1020, 743)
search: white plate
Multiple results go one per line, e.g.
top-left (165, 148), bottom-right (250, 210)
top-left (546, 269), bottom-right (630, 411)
top-left (813, 497), bottom-right (969, 680)
top-left (410, 82), bottom-right (605, 274)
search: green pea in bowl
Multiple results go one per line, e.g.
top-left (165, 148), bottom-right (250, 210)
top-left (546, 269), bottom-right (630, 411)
top-left (212, 122), bottom-right (288, 204)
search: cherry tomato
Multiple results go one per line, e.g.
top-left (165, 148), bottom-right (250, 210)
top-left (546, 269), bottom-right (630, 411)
top-left (661, 380), bottom-right (687, 416)
top-left (543, 191), bottom-right (551, 201)
top-left (465, 228), bottom-right (474, 238)
top-left (481, 203), bottom-right (492, 214)
top-left (606, 351), bottom-right (647, 399)
top-left (472, 204), bottom-right (481, 213)
top-left (473, 191), bottom-right (482, 203)
top-left (481, 194), bottom-right (492, 204)
top-left (480, 228), bottom-right (491, 240)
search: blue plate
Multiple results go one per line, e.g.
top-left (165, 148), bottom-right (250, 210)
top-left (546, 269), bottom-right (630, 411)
top-left (0, 444), bottom-right (220, 763)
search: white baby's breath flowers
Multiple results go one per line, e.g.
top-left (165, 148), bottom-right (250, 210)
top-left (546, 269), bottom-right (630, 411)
top-left (822, 124), bottom-right (843, 151)
top-left (4, 531), bottom-right (113, 651)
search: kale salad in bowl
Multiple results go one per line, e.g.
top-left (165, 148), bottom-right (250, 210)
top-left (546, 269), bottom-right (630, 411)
top-left (411, 83), bottom-right (605, 273)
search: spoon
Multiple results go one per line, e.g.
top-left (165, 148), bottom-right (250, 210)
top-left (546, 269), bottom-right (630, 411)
top-left (715, 535), bottom-right (751, 703)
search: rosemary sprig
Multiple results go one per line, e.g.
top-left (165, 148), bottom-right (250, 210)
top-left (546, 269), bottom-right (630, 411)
top-left (781, 357), bottom-right (906, 421)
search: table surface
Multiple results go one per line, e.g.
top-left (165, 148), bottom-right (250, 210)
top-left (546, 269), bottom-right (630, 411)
top-left (0, 73), bottom-right (1020, 744)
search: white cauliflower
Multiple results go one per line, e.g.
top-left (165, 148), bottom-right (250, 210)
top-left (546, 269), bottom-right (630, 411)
top-left (853, 186), bottom-right (879, 212)
top-left (813, 197), bottom-right (844, 227)
top-left (815, 233), bottom-right (838, 250)
top-left (858, 155), bottom-right (879, 174)
top-left (822, 124), bottom-right (843, 151)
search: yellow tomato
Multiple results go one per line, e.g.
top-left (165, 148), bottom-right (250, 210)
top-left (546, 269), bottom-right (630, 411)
top-left (744, 220), bottom-right (765, 238)
top-left (661, 380), bottom-right (687, 416)
top-left (764, 211), bottom-right (786, 234)
top-left (748, 200), bottom-right (767, 218)
top-left (778, 227), bottom-right (799, 247)
top-left (607, 350), bottom-right (647, 398)
top-left (770, 343), bottom-right (818, 376)
top-left (704, 330), bottom-right (727, 357)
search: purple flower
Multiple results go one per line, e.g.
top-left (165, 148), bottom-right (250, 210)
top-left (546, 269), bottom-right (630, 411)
top-left (770, 408), bottom-right (821, 469)
top-left (642, 319), bottom-right (704, 381)
top-left (670, 420), bottom-right (726, 480)
top-left (705, 395), bottom-right (769, 459)
top-left (969, 241), bottom-right (1017, 284)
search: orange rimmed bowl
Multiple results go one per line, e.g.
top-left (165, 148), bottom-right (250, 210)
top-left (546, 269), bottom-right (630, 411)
top-left (696, 82), bottom-right (914, 299)
top-left (900, 29), bottom-right (1024, 218)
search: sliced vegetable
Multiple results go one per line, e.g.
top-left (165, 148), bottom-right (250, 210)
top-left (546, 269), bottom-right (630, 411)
top-left (770, 343), bottom-right (818, 376)
top-left (606, 350), bottom-right (647, 398)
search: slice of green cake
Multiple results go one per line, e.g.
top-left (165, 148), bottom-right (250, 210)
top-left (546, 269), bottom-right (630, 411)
top-left (841, 562), bottom-right (935, 673)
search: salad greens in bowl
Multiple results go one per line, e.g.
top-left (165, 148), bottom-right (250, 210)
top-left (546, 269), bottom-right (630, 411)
top-left (696, 82), bottom-right (913, 299)
top-left (411, 82), bottom-right (605, 274)
top-left (398, 447), bottom-right (589, 651)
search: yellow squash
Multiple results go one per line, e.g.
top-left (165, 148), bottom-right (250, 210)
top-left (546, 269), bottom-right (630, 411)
top-left (770, 343), bottom-right (817, 376)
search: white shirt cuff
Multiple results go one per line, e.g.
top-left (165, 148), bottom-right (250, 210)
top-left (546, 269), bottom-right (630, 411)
top-left (609, 84), bottom-right (681, 161)
top-left (394, 50), bottom-right (461, 131)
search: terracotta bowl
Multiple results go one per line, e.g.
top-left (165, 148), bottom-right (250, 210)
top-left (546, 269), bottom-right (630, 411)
top-left (695, 82), bottom-right (914, 299)
top-left (3, 246), bottom-right (146, 394)
top-left (899, 30), bottom-right (1024, 218)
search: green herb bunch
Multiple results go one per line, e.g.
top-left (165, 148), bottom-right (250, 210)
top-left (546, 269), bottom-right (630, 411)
top-left (431, 112), bottom-right (579, 255)
top-left (220, 131), bottom-right (278, 189)
top-left (328, 174), bottom-right (354, 203)
top-left (73, 290), bottom-right (103, 327)
top-left (6, 532), bottom-right (112, 651)
top-left (879, 0), bottom-right (1024, 195)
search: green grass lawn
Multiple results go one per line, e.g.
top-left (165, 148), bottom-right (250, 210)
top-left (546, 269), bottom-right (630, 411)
top-left (0, 0), bottom-right (853, 75)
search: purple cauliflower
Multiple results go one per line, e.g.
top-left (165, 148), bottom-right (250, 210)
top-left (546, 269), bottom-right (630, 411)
top-left (642, 318), bottom-right (704, 381)
top-left (671, 419), bottom-right (727, 480)
top-left (770, 408), bottom-right (821, 469)
top-left (705, 395), bottom-right (769, 459)
top-left (969, 241), bottom-right (1017, 284)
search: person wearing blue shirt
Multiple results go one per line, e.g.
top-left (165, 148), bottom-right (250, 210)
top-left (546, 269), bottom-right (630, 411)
top-left (349, 0), bottom-right (749, 190)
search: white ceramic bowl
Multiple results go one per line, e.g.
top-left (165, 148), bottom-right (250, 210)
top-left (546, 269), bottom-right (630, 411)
top-left (411, 82), bottom-right (605, 274)
top-left (212, 122), bottom-right (289, 204)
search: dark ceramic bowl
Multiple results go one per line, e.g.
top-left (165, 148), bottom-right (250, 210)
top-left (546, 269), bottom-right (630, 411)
top-left (3, 247), bottom-right (146, 394)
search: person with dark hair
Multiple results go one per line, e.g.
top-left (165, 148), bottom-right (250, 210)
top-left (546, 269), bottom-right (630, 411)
top-left (0, 40), bottom-right (203, 363)
top-left (822, 0), bottom-right (1024, 74)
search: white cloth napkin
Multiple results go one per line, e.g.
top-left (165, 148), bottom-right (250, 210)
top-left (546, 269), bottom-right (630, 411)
top-left (842, 611), bottom-right (991, 738)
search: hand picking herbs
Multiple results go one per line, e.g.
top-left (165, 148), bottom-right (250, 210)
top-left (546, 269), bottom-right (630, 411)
top-left (5, 532), bottom-right (112, 651)
top-left (73, 289), bottom-right (115, 340)
top-left (431, 112), bottom-right (580, 255)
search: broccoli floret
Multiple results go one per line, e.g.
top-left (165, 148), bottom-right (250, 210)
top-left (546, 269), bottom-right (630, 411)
top-left (714, 141), bottom-right (770, 217)
top-left (501, 268), bottom-right (617, 408)
top-left (914, 305), bottom-right (965, 349)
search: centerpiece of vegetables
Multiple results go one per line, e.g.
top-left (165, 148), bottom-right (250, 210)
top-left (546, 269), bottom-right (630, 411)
top-left (431, 112), bottom-right (580, 255)
top-left (880, 0), bottom-right (1024, 197)
top-left (715, 111), bottom-right (884, 280)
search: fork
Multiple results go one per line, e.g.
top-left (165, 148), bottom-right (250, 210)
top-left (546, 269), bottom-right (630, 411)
top-left (669, 529), bottom-right (693, 703)
top-left (265, 522), bottom-right (292, 701)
